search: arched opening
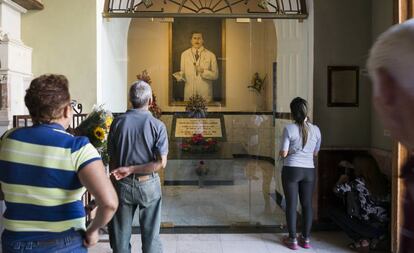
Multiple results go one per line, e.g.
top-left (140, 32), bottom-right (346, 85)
top-left (99, 0), bottom-right (314, 231)
top-left (126, 18), bottom-right (282, 228)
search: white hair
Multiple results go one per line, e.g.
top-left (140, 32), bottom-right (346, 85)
top-left (129, 80), bottom-right (152, 108)
top-left (367, 19), bottom-right (414, 95)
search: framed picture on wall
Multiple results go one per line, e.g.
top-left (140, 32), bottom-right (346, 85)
top-left (169, 18), bottom-right (226, 106)
top-left (327, 66), bottom-right (359, 107)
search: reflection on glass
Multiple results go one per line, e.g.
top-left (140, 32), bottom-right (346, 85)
top-left (127, 18), bottom-right (282, 228)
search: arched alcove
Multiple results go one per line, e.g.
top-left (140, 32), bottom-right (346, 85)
top-left (99, 3), bottom-right (314, 227)
top-left (99, 1), bottom-right (314, 115)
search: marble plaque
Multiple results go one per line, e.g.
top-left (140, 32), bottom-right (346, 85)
top-left (175, 118), bottom-right (222, 138)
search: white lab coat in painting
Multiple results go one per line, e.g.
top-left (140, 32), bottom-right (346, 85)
top-left (175, 46), bottom-right (218, 102)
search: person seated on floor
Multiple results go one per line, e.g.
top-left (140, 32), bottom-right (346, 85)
top-left (328, 155), bottom-right (390, 252)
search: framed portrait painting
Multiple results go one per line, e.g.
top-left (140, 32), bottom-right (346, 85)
top-left (169, 18), bottom-right (226, 106)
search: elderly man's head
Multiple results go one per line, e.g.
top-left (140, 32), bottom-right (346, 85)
top-left (367, 19), bottom-right (414, 148)
top-left (129, 80), bottom-right (152, 109)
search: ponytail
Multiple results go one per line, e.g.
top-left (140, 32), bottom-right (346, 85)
top-left (298, 121), bottom-right (308, 149)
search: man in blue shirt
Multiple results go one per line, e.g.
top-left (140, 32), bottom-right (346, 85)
top-left (108, 80), bottom-right (168, 253)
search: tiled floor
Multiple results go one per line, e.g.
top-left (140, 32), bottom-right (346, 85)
top-left (107, 160), bottom-right (357, 253)
top-left (90, 232), bottom-right (355, 253)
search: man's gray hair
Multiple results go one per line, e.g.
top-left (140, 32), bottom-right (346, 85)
top-left (129, 80), bottom-right (152, 109)
top-left (367, 19), bottom-right (414, 95)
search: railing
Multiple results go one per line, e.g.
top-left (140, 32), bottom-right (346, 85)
top-left (12, 115), bottom-right (32, 128)
top-left (13, 114), bottom-right (88, 128)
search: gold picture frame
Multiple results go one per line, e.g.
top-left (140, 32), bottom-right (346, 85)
top-left (327, 66), bottom-right (359, 107)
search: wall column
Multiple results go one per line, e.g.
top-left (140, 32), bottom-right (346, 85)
top-left (273, 0), bottom-right (314, 214)
top-left (0, 0), bottom-right (32, 133)
top-left (0, 0), bottom-right (32, 236)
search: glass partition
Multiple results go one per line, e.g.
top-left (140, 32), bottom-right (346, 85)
top-left (128, 18), bottom-right (285, 229)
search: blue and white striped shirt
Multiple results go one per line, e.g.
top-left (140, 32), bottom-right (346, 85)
top-left (0, 123), bottom-right (101, 239)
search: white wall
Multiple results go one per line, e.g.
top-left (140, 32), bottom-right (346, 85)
top-left (100, 18), bottom-right (130, 112)
top-left (274, 10), bottom-right (314, 114)
top-left (21, 0), bottom-right (98, 113)
top-left (127, 19), bottom-right (277, 112)
top-left (313, 0), bottom-right (393, 150)
top-left (313, 0), bottom-right (372, 148)
top-left (370, 0), bottom-right (393, 151)
top-left (127, 19), bottom-right (171, 110)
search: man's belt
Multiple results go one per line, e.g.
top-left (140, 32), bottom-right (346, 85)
top-left (127, 173), bottom-right (156, 182)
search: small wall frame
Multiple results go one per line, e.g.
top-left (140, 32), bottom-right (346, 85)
top-left (327, 66), bottom-right (359, 107)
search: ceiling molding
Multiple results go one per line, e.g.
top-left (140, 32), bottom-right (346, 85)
top-left (11, 0), bottom-right (43, 10)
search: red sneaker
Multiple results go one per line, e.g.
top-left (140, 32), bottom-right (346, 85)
top-left (282, 236), bottom-right (299, 250)
top-left (298, 236), bottom-right (311, 249)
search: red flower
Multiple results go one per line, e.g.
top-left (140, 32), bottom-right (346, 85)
top-left (181, 134), bottom-right (218, 153)
top-left (191, 133), bottom-right (205, 144)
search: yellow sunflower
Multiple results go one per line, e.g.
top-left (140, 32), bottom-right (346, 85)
top-left (105, 116), bottom-right (113, 129)
top-left (93, 127), bottom-right (106, 141)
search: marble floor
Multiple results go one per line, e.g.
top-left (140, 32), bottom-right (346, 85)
top-left (92, 159), bottom-right (373, 253)
top-left (132, 160), bottom-right (285, 227)
top-left (90, 232), bottom-right (357, 253)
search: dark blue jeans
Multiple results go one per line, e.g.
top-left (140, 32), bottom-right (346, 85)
top-left (1, 229), bottom-right (86, 253)
top-left (108, 173), bottom-right (163, 253)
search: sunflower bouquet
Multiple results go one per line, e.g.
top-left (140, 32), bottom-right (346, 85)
top-left (75, 105), bottom-right (113, 165)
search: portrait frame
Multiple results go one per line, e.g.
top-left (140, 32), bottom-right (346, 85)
top-left (169, 18), bottom-right (226, 106)
top-left (327, 66), bottom-right (359, 107)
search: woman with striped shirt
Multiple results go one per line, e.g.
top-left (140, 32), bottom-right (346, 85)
top-left (0, 74), bottom-right (118, 252)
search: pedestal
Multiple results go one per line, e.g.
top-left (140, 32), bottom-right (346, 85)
top-left (164, 142), bottom-right (247, 186)
top-left (0, 0), bottom-right (32, 238)
top-left (255, 92), bottom-right (266, 111)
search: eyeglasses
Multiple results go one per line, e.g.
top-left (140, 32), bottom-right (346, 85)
top-left (70, 100), bottom-right (77, 108)
top-left (70, 100), bottom-right (83, 114)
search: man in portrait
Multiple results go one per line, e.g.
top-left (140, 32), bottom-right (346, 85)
top-left (173, 32), bottom-right (219, 102)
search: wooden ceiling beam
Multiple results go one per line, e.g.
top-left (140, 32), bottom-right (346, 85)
top-left (11, 0), bottom-right (44, 10)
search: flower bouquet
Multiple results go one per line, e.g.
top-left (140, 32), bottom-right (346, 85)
top-left (136, 70), bottom-right (162, 119)
top-left (248, 72), bottom-right (267, 94)
top-left (180, 134), bottom-right (218, 153)
top-left (185, 94), bottom-right (207, 118)
top-left (75, 105), bottom-right (113, 165)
